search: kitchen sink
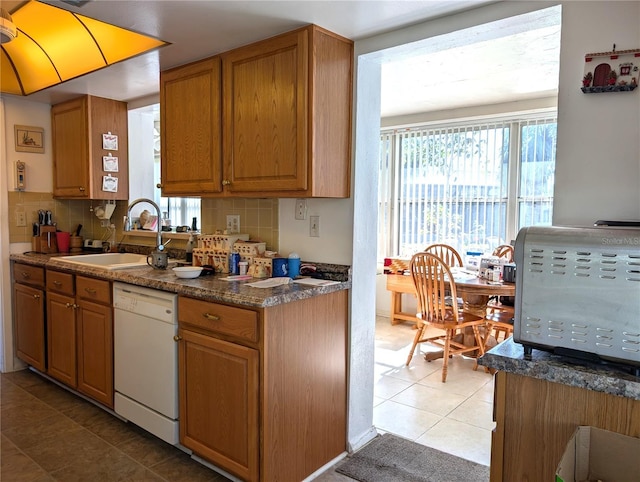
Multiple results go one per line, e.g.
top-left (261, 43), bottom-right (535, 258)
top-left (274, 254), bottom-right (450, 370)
top-left (56, 253), bottom-right (148, 270)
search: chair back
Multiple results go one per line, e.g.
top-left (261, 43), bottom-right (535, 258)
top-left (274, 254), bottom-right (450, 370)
top-left (410, 252), bottom-right (459, 325)
top-left (493, 244), bottom-right (514, 262)
top-left (423, 244), bottom-right (463, 267)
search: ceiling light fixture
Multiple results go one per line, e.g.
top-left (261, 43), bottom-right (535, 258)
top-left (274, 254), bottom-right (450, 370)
top-left (0, 0), bottom-right (169, 96)
top-left (0, 8), bottom-right (17, 43)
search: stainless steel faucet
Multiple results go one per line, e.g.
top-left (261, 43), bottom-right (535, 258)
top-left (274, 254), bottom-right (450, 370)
top-left (124, 198), bottom-right (163, 250)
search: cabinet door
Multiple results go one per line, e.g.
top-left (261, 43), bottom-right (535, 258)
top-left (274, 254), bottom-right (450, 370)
top-left (47, 292), bottom-right (77, 387)
top-left (13, 283), bottom-right (46, 371)
top-left (160, 57), bottom-right (223, 195)
top-left (77, 299), bottom-right (113, 408)
top-left (223, 28), bottom-right (309, 193)
top-left (51, 97), bottom-right (90, 198)
top-left (179, 329), bottom-right (259, 482)
top-left (52, 95), bottom-right (128, 200)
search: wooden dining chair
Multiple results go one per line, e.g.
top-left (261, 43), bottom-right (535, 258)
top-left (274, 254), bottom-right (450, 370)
top-left (424, 244), bottom-right (463, 267)
top-left (405, 252), bottom-right (486, 382)
top-left (485, 308), bottom-right (514, 342)
top-left (487, 244), bottom-right (515, 330)
top-left (492, 244), bottom-right (514, 262)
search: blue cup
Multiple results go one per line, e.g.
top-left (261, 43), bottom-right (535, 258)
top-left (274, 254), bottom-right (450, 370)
top-left (288, 256), bottom-right (301, 278)
top-left (272, 258), bottom-right (288, 277)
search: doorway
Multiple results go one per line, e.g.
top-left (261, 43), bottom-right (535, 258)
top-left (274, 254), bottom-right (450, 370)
top-left (348, 3), bottom-right (562, 452)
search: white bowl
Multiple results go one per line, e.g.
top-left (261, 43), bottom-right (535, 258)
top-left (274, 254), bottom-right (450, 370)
top-left (173, 266), bottom-right (203, 279)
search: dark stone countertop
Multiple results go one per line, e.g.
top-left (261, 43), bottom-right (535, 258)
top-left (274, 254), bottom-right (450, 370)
top-left (11, 253), bottom-right (351, 309)
top-left (479, 338), bottom-right (640, 401)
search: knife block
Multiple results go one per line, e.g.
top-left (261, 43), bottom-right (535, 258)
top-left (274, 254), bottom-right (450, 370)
top-left (38, 226), bottom-right (58, 254)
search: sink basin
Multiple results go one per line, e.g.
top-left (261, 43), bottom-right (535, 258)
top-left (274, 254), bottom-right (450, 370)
top-left (56, 253), bottom-right (148, 270)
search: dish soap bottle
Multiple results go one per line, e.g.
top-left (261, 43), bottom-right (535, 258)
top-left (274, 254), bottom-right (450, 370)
top-left (185, 233), bottom-right (195, 264)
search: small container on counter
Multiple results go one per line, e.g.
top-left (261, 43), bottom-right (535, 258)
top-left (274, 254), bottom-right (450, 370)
top-left (56, 232), bottom-right (71, 253)
top-left (185, 233), bottom-right (195, 264)
top-left (272, 258), bottom-right (288, 277)
top-left (287, 253), bottom-right (301, 278)
top-left (239, 261), bottom-right (248, 276)
top-left (229, 251), bottom-right (240, 274)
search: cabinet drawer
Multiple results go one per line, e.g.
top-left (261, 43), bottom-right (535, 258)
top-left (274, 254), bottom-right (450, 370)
top-left (179, 297), bottom-right (258, 343)
top-left (76, 276), bottom-right (111, 305)
top-left (13, 263), bottom-right (45, 288)
top-left (46, 270), bottom-right (74, 295)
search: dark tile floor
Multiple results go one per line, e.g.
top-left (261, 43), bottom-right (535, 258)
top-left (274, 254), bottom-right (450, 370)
top-left (0, 369), bottom-right (231, 481)
top-left (0, 369), bottom-right (352, 481)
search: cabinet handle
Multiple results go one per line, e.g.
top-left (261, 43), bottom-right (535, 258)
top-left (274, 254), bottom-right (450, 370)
top-left (79, 187), bottom-right (85, 192)
top-left (33, 294), bottom-right (40, 300)
top-left (173, 335), bottom-right (182, 342)
top-left (84, 288), bottom-right (97, 295)
top-left (222, 180), bottom-right (231, 186)
top-left (65, 302), bottom-right (79, 309)
top-left (53, 280), bottom-right (62, 286)
top-left (157, 183), bottom-right (163, 188)
top-left (203, 313), bottom-right (220, 321)
top-left (20, 272), bottom-right (31, 279)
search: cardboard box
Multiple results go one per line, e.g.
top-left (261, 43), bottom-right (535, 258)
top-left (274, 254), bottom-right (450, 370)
top-left (556, 426), bottom-right (640, 482)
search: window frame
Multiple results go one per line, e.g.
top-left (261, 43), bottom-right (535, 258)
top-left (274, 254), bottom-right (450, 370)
top-left (379, 110), bottom-right (557, 260)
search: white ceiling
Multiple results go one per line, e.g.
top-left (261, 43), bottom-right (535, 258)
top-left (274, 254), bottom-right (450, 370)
top-left (1, 0), bottom-right (560, 117)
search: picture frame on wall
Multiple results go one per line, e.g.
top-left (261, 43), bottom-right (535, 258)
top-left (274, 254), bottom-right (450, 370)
top-left (15, 125), bottom-right (44, 153)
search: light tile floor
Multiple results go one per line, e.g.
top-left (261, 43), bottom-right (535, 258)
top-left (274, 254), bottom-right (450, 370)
top-left (315, 315), bottom-right (495, 481)
top-left (372, 315), bottom-right (495, 467)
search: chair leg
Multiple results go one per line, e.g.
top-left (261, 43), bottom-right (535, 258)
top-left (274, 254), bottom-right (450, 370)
top-left (406, 324), bottom-right (425, 366)
top-left (441, 329), bottom-right (453, 382)
top-left (472, 325), bottom-right (486, 371)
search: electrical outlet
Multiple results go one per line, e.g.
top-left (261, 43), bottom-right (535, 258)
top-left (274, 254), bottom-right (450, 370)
top-left (16, 211), bottom-right (26, 227)
top-left (295, 198), bottom-right (307, 220)
top-left (310, 215), bottom-right (320, 237)
top-left (226, 214), bottom-right (240, 233)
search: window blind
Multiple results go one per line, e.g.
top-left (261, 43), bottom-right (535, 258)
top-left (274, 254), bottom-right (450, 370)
top-left (379, 114), bottom-right (556, 260)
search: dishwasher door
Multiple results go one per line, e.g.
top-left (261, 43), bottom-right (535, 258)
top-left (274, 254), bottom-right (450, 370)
top-left (113, 283), bottom-right (179, 442)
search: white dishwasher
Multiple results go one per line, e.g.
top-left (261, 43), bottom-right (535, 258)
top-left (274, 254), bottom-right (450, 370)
top-left (113, 282), bottom-right (179, 444)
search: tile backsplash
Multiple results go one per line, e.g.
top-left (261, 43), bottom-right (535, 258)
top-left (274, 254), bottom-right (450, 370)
top-left (9, 192), bottom-right (279, 253)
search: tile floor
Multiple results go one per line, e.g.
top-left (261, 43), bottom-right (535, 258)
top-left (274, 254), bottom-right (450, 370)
top-left (1, 315), bottom-right (494, 481)
top-left (0, 369), bottom-right (228, 481)
top-left (371, 315), bottom-right (494, 467)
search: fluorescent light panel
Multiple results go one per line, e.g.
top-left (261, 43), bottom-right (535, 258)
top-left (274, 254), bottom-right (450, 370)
top-left (1, 0), bottom-right (169, 96)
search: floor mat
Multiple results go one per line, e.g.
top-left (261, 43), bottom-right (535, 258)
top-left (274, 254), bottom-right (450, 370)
top-left (335, 433), bottom-right (490, 482)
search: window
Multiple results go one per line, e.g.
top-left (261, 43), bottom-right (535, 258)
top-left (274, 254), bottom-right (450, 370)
top-left (378, 113), bottom-right (557, 260)
top-left (128, 103), bottom-right (201, 230)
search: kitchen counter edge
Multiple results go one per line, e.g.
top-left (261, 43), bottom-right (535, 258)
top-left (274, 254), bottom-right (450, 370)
top-left (11, 253), bottom-right (351, 308)
top-left (479, 338), bottom-right (640, 401)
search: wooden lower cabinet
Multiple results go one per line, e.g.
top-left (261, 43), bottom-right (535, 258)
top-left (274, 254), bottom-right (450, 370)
top-left (45, 270), bottom-right (114, 408)
top-left (178, 290), bottom-right (348, 482)
top-left (77, 299), bottom-right (113, 407)
top-left (179, 329), bottom-right (259, 481)
top-left (491, 371), bottom-right (640, 481)
top-left (47, 291), bottom-right (78, 387)
top-left (13, 263), bottom-right (46, 371)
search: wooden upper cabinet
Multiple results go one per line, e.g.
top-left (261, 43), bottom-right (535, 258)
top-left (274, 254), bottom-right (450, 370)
top-left (159, 25), bottom-right (353, 198)
top-left (160, 57), bottom-right (223, 196)
top-left (51, 95), bottom-right (129, 200)
top-left (222, 25), bottom-right (353, 197)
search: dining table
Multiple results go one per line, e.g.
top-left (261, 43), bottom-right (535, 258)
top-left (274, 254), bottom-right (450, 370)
top-left (385, 267), bottom-right (516, 324)
top-left (385, 267), bottom-right (516, 361)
